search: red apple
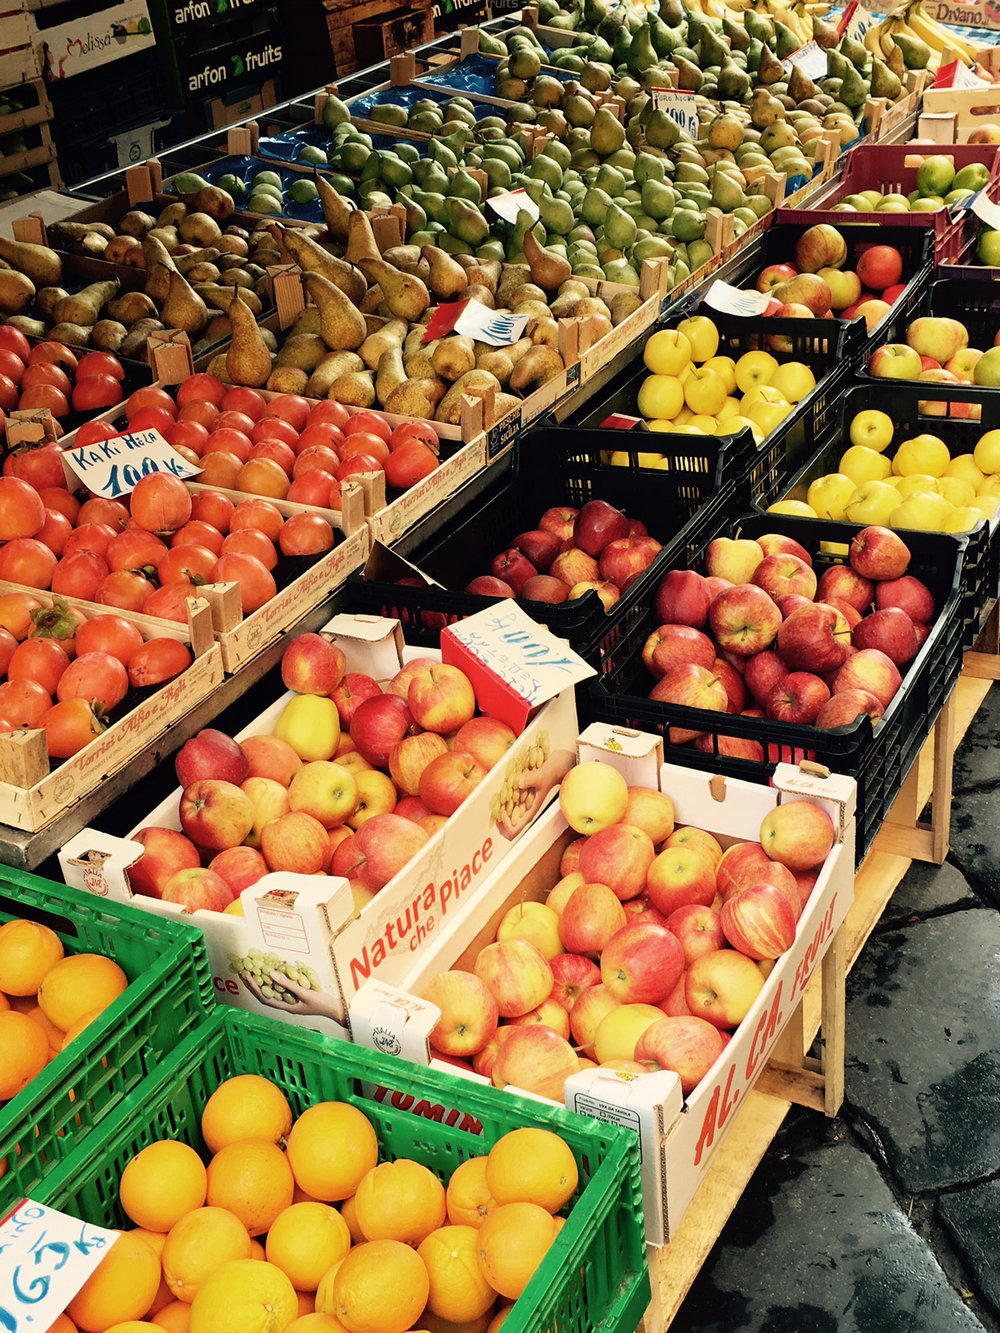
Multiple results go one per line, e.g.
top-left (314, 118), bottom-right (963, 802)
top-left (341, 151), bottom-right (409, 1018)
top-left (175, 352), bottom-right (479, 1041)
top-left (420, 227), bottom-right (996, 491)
top-left (520, 575), bottom-right (569, 603)
top-left (577, 822), bottom-right (656, 902)
top-left (600, 919), bottom-right (684, 1004)
top-left (281, 633), bottom-right (346, 697)
top-left (127, 826), bottom-right (201, 899)
top-left (350, 692), bottom-right (418, 767)
top-left (558, 881), bottom-right (628, 954)
top-left (419, 748), bottom-right (488, 815)
top-left (849, 526), bottom-right (910, 580)
top-left (419, 970), bottom-right (499, 1057)
top-left (646, 843), bottom-right (717, 914)
top-left (832, 648), bottom-right (902, 708)
top-left (491, 549), bottom-right (536, 594)
top-left (642, 623), bottom-right (717, 678)
top-left (709, 584), bottom-right (782, 657)
top-left (716, 842), bottom-right (799, 910)
top-left (161, 866), bottom-right (235, 914)
top-left (759, 799), bottom-right (835, 870)
top-left (664, 903), bottom-right (725, 966)
top-left (388, 731), bottom-right (449, 796)
top-left (756, 262), bottom-right (798, 293)
top-left (744, 650), bottom-right (789, 707)
top-left (569, 982), bottom-right (621, 1052)
top-left (175, 728), bottom-right (250, 788)
top-left (179, 778), bottom-right (254, 852)
top-left (474, 937), bottom-right (553, 1017)
top-left (240, 734), bottom-right (302, 786)
top-left (599, 535), bottom-right (662, 588)
top-left (777, 602), bottom-right (851, 672)
top-left (751, 553), bottom-right (818, 602)
top-left (573, 499), bottom-right (629, 556)
top-left (852, 607), bottom-right (919, 666)
top-left (635, 1014), bottom-right (726, 1094)
top-left (490, 1024), bottom-right (579, 1101)
top-left (209, 845), bottom-right (269, 895)
top-left (538, 506), bottom-right (579, 542)
top-left (549, 952), bottom-right (602, 1010)
top-left (766, 671), bottom-right (830, 724)
top-left (259, 809), bottom-right (330, 874)
top-left (654, 568), bottom-right (712, 629)
top-left (465, 575), bottom-right (515, 598)
top-left (331, 672), bottom-right (383, 727)
top-left (452, 715), bottom-right (516, 770)
top-left (649, 664), bottom-right (729, 744)
top-left (815, 688), bottom-right (884, 729)
top-left (407, 662), bottom-right (477, 734)
top-left (720, 881), bottom-right (797, 960)
top-left (512, 528), bottom-right (562, 571)
top-left (755, 533), bottom-right (812, 564)
top-left (623, 785), bottom-right (676, 844)
top-left (353, 812), bottom-right (430, 891)
top-left (550, 548), bottom-right (599, 588)
top-left (874, 574), bottom-right (934, 624)
top-left (815, 565), bottom-right (874, 614)
top-left (685, 948), bottom-right (765, 1029)
top-left (567, 579), bottom-right (620, 610)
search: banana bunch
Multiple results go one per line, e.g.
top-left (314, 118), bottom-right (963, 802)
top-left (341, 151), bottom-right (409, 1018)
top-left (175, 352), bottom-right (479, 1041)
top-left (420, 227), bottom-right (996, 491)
top-left (864, 12), bottom-right (909, 59)
top-left (864, 0), bottom-right (976, 70)
top-left (904, 0), bottom-right (976, 61)
top-left (749, 0), bottom-right (814, 45)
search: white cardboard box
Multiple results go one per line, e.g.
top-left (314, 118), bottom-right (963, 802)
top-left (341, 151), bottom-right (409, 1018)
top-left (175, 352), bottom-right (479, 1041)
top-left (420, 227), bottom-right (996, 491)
top-left (59, 612), bottom-right (584, 1036)
top-left (350, 723), bottom-right (857, 1245)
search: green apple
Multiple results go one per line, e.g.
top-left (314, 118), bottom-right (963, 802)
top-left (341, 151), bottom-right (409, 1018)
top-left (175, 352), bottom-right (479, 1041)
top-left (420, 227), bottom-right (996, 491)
top-left (945, 188), bottom-right (976, 206)
top-left (953, 162), bottom-right (990, 192)
top-left (915, 153), bottom-right (956, 198)
top-left (911, 197), bottom-right (945, 211)
top-left (973, 344), bottom-right (1000, 386)
top-left (976, 227), bottom-right (1000, 266)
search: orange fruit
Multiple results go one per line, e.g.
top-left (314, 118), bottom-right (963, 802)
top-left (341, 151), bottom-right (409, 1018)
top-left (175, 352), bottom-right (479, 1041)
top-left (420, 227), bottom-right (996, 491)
top-left (102, 1323), bottom-right (164, 1332)
top-left (43, 1317), bottom-right (78, 1333)
top-left (340, 1194), bottom-right (364, 1243)
top-left (37, 952), bottom-right (128, 1031)
top-left (418, 1225), bottom-right (496, 1324)
top-left (60, 1007), bottom-right (106, 1049)
top-left (0, 991), bottom-right (8, 1010)
top-left (0, 918), bottom-right (64, 994)
top-left (162, 1206), bottom-right (253, 1302)
top-left (329, 1239), bottom-right (429, 1333)
top-left (188, 1259), bottom-right (298, 1333)
top-left (67, 1231), bottom-right (162, 1333)
top-left (149, 1301), bottom-right (191, 1331)
top-left (485, 1128), bottom-right (578, 1213)
top-left (285, 1103), bottom-right (378, 1203)
top-left (445, 1157), bottom-right (495, 1229)
top-left (419, 1313), bottom-right (492, 1333)
top-left (285, 1316), bottom-right (351, 1332)
top-left (295, 1291), bottom-right (316, 1317)
top-left (249, 1238), bottom-right (266, 1261)
top-left (353, 1158), bottom-right (446, 1245)
top-left (206, 1138), bottom-right (295, 1235)
top-left (200, 1075), bottom-right (293, 1154)
top-left (487, 1308), bottom-right (514, 1332)
top-left (0, 1008), bottom-right (49, 1099)
top-left (120, 1141), bottom-right (208, 1232)
top-left (24, 1002), bottom-right (64, 1055)
top-left (265, 1202), bottom-right (351, 1291)
top-left (476, 1202), bottom-right (557, 1300)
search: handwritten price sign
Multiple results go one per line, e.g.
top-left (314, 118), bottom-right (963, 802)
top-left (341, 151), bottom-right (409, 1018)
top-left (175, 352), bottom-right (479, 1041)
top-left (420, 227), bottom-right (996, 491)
top-left (63, 428), bottom-right (201, 500)
top-left (649, 87), bottom-right (699, 140)
top-left (0, 1201), bottom-right (119, 1332)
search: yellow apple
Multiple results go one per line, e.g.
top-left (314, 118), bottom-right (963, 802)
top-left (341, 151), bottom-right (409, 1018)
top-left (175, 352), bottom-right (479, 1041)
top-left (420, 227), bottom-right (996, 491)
top-left (943, 506), bottom-right (983, 533)
top-left (644, 327), bottom-right (694, 376)
top-left (973, 428), bottom-right (1000, 474)
top-left (746, 398), bottom-right (792, 434)
top-left (676, 314), bottom-right (720, 362)
top-left (717, 396), bottom-right (743, 420)
top-left (767, 499), bottom-right (818, 517)
top-left (888, 490), bottom-right (954, 531)
top-left (944, 453), bottom-right (985, 487)
top-left (637, 373), bottom-right (684, 420)
top-left (937, 475), bottom-right (976, 508)
top-left (740, 383), bottom-right (787, 413)
top-left (558, 761), bottom-right (629, 835)
top-left (593, 1003), bottom-right (665, 1065)
top-left (769, 361), bottom-right (816, 403)
top-left (497, 901), bottom-right (564, 961)
top-left (683, 367), bottom-right (728, 416)
top-left (970, 494), bottom-right (1000, 518)
top-left (806, 472), bottom-right (856, 520)
top-left (839, 444), bottom-right (892, 486)
top-left (687, 413), bottom-right (719, 433)
top-left (702, 355), bottom-right (737, 393)
top-left (734, 349), bottom-right (779, 392)
top-left (848, 408), bottom-right (893, 452)
top-left (977, 473), bottom-right (1000, 498)
top-left (894, 473), bottom-right (939, 499)
top-left (892, 433), bottom-right (951, 477)
top-left (844, 479), bottom-right (903, 526)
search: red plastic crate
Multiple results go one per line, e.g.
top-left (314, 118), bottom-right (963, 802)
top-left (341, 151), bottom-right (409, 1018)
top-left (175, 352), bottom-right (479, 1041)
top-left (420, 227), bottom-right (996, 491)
top-left (777, 142), bottom-right (1000, 263)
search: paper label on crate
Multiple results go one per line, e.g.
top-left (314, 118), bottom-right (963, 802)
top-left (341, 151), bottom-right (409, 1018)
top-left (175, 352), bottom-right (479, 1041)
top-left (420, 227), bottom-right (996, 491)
top-left (422, 299), bottom-right (529, 348)
top-left (63, 428), bottom-right (201, 499)
top-left (649, 87), bottom-right (699, 140)
top-left (837, 0), bottom-right (877, 39)
top-left (973, 191), bottom-right (1000, 230)
top-left (934, 58), bottom-right (990, 88)
top-left (0, 1201), bottom-right (120, 1333)
top-left (780, 42), bottom-right (827, 78)
top-left (702, 279), bottom-right (771, 317)
top-left (442, 602), bottom-right (595, 708)
top-left (485, 187), bottom-right (540, 225)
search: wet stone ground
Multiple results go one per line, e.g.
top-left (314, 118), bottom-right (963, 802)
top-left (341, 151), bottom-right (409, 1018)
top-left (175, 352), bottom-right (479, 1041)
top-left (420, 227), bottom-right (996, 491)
top-left (670, 685), bottom-right (1000, 1333)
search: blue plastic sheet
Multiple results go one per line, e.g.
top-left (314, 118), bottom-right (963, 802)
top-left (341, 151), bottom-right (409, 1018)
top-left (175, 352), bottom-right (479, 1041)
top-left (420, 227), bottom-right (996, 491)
top-left (419, 51), bottom-right (573, 95)
top-left (255, 126), bottom-right (330, 165)
top-left (187, 155), bottom-right (325, 222)
top-left (347, 81), bottom-right (502, 119)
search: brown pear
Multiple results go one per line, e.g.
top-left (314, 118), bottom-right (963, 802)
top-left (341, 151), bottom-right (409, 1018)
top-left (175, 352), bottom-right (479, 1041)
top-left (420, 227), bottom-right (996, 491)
top-left (317, 174), bottom-right (355, 243)
top-left (521, 229), bottom-right (572, 291)
top-left (384, 379), bottom-right (442, 417)
top-left (305, 350), bottom-right (366, 397)
top-left (510, 345), bottom-right (565, 394)
top-left (280, 227), bottom-right (366, 304)
top-left (0, 270), bottom-right (36, 315)
top-left (0, 236), bottom-right (62, 287)
top-left (91, 320), bottom-right (128, 352)
top-left (330, 370), bottom-right (376, 408)
top-left (304, 272), bottom-right (366, 352)
top-left (434, 369), bottom-right (502, 424)
top-left (357, 258), bottom-right (430, 322)
top-left (161, 269), bottom-right (208, 335)
top-left (225, 290), bottom-right (272, 387)
top-left (274, 333), bottom-right (329, 372)
top-left (360, 318), bottom-right (408, 371)
top-left (345, 211), bottom-right (382, 266)
top-left (421, 245), bottom-right (469, 300)
top-left (54, 279), bottom-right (120, 328)
top-left (432, 335), bottom-right (476, 381)
top-left (375, 345), bottom-right (408, 404)
top-left (143, 236), bottom-right (178, 304)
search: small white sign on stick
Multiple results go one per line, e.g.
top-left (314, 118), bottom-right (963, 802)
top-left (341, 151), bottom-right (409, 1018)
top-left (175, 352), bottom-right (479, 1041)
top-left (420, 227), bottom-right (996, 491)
top-left (62, 428), bottom-right (202, 499)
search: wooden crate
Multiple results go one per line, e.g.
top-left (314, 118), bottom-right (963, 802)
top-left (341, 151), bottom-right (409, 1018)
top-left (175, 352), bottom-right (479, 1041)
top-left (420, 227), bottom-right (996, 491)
top-left (324, 0), bottom-right (424, 75)
top-left (0, 76), bottom-right (50, 133)
top-left (0, 115), bottom-right (60, 189)
top-left (353, 4), bottom-right (434, 66)
top-left (0, 591), bottom-right (224, 833)
top-left (0, 9), bottom-right (40, 86)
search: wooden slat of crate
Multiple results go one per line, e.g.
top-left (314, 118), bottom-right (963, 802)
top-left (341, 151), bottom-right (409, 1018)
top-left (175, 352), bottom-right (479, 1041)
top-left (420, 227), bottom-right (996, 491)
top-left (0, 77), bottom-right (50, 134)
top-left (0, 9), bottom-right (39, 85)
top-left (0, 119), bottom-right (59, 183)
top-left (324, 0), bottom-right (412, 75)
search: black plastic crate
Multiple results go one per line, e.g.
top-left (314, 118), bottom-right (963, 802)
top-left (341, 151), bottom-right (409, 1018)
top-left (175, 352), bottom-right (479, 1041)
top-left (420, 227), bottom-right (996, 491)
top-left (564, 302), bottom-right (868, 511)
top-left (583, 513), bottom-right (968, 865)
top-left (721, 216), bottom-right (936, 350)
top-left (345, 425), bottom-right (751, 667)
top-left (755, 379), bottom-right (1000, 644)
top-left (856, 277), bottom-right (1000, 386)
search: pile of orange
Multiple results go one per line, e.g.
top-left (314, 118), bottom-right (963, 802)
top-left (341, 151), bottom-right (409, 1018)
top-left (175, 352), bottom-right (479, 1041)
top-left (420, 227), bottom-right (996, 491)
top-left (47, 1075), bottom-right (581, 1333)
top-left (0, 917), bottom-right (129, 1104)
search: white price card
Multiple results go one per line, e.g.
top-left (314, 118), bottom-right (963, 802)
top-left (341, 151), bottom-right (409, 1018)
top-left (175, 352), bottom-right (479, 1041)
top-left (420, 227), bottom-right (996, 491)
top-left (443, 601), bottom-right (595, 708)
top-left (63, 427), bottom-right (201, 500)
top-left (934, 59), bottom-right (989, 88)
top-left (650, 87), bottom-right (699, 141)
top-left (781, 41), bottom-right (827, 79)
top-left (0, 1200), bottom-right (120, 1333)
top-left (454, 301), bottom-right (530, 347)
top-left (486, 188), bottom-right (540, 224)
top-left (702, 279), bottom-right (771, 317)
top-left (972, 191), bottom-right (1000, 230)
top-left (838, 0), bottom-right (877, 40)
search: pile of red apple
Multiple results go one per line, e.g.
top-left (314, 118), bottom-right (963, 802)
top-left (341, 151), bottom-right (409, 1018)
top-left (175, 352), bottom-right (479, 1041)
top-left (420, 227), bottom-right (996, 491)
top-left (456, 499), bottom-right (662, 613)
top-left (0, 591), bottom-right (194, 758)
top-left (0, 452), bottom-right (340, 621)
top-left (415, 760), bottom-right (836, 1103)
top-left (867, 311), bottom-right (999, 396)
top-left (753, 225), bottom-right (908, 335)
top-left (126, 632), bottom-right (520, 914)
top-left (0, 330), bottom-right (128, 436)
top-left (74, 376), bottom-right (442, 507)
top-left (644, 525), bottom-right (934, 754)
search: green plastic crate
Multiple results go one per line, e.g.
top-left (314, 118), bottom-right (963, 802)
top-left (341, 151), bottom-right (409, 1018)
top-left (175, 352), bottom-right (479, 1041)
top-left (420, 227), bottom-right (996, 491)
top-left (37, 1007), bottom-right (651, 1333)
top-left (0, 870), bottom-right (214, 1211)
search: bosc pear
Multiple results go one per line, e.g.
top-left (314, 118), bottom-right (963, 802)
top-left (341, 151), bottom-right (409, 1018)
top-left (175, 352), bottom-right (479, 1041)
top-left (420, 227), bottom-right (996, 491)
top-left (226, 290), bottom-right (272, 387)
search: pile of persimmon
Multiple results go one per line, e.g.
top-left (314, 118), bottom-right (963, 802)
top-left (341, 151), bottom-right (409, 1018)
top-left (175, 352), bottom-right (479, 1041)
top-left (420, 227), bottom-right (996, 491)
top-left (0, 330), bottom-right (126, 431)
top-left (77, 375), bottom-right (443, 505)
top-left (0, 592), bottom-right (194, 758)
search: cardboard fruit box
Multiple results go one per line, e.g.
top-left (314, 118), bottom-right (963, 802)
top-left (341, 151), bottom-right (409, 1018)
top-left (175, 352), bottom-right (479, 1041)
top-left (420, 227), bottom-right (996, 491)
top-left (0, 585), bottom-right (223, 832)
top-left (59, 606), bottom-right (589, 1036)
top-left (585, 512), bottom-right (969, 864)
top-left (349, 722), bottom-right (857, 1245)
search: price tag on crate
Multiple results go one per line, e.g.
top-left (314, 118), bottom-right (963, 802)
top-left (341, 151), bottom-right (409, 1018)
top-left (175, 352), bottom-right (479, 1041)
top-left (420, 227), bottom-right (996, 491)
top-left (0, 1200), bottom-right (120, 1333)
top-left (486, 188), bottom-right (540, 224)
top-left (702, 279), bottom-right (771, 316)
top-left (934, 59), bottom-right (990, 88)
top-left (650, 87), bottom-right (699, 140)
top-left (838, 0), bottom-right (877, 40)
top-left (63, 428), bottom-right (202, 499)
top-left (972, 191), bottom-right (1000, 230)
top-left (422, 299), bottom-right (530, 348)
top-left (781, 41), bottom-right (827, 79)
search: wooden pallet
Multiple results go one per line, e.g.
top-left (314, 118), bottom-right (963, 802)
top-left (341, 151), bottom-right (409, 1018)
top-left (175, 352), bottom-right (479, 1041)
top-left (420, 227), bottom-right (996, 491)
top-left (640, 650), bottom-right (996, 1331)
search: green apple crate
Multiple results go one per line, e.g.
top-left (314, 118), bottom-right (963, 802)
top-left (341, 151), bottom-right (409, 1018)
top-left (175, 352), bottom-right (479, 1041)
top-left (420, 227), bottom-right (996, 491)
top-left (0, 868), bottom-right (213, 1212)
top-left (35, 1006), bottom-right (651, 1333)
